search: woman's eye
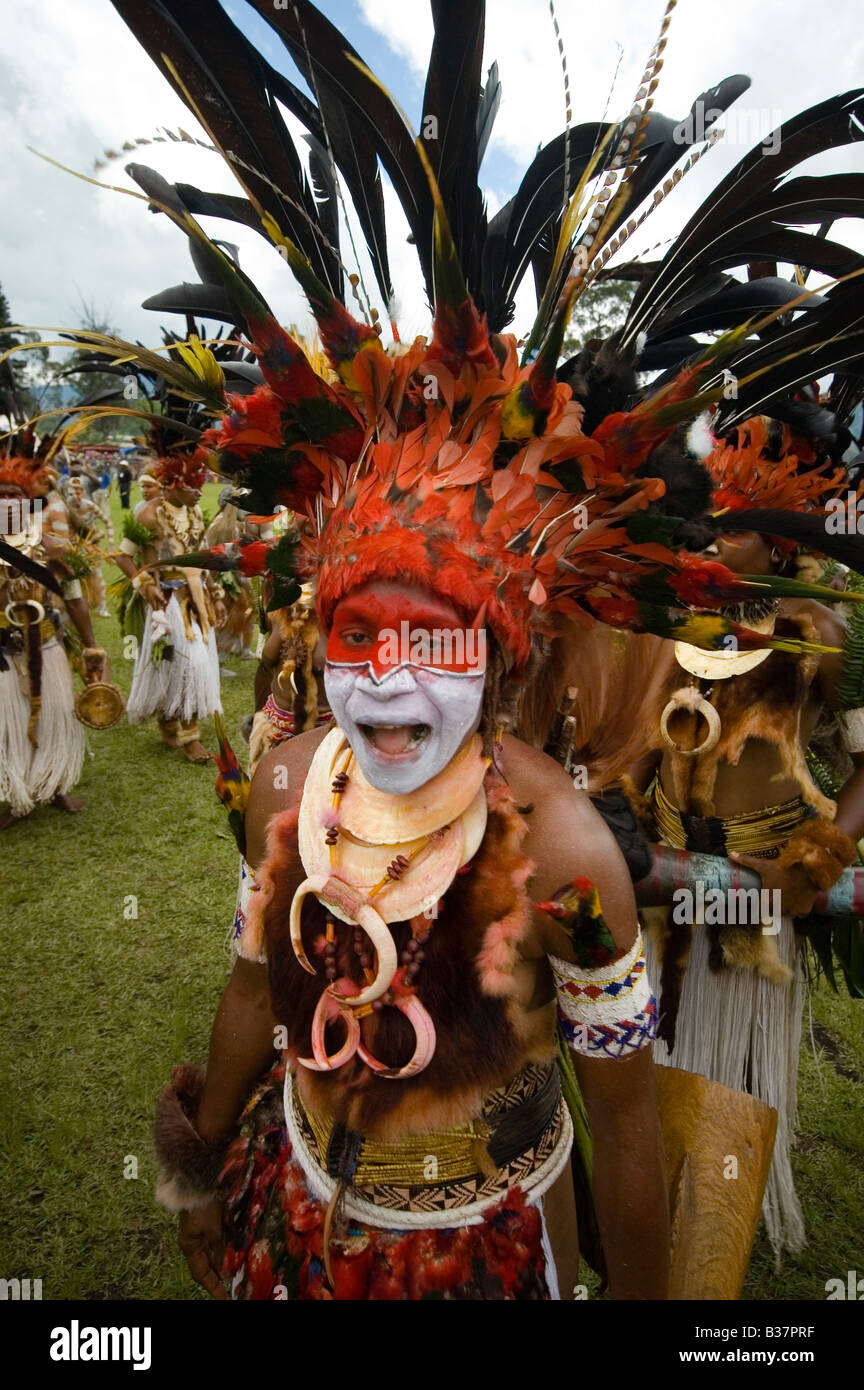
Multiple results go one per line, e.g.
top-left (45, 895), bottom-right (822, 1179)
top-left (343, 630), bottom-right (373, 646)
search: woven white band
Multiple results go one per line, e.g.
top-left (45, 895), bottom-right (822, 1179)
top-left (549, 931), bottom-right (658, 1058)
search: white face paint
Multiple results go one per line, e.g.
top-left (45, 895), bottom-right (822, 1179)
top-left (324, 661), bottom-right (485, 794)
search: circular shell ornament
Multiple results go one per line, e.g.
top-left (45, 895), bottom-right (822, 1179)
top-left (660, 686), bottom-right (721, 757)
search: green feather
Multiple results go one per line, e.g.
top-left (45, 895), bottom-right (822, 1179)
top-left (556, 1030), bottom-right (606, 1282)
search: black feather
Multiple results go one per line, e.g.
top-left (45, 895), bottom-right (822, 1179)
top-left (624, 90), bottom-right (864, 349)
top-left (110, 0), bottom-right (340, 292)
top-left (421, 0), bottom-right (486, 301)
top-left (249, 0), bottom-right (422, 298)
top-left (710, 508), bottom-right (864, 572)
top-left (141, 283), bottom-right (239, 325)
top-left (0, 540), bottom-right (63, 595)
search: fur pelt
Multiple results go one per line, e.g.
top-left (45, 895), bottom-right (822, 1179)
top-left (663, 614), bottom-right (832, 817)
top-left (635, 427), bottom-right (714, 522)
top-left (256, 774), bottom-right (555, 1142)
top-left (717, 926), bottom-right (792, 984)
top-left (777, 818), bottom-right (858, 890)
top-left (154, 1064), bottom-right (232, 1212)
top-left (649, 906), bottom-right (693, 1051)
top-left (559, 332), bottom-right (639, 436)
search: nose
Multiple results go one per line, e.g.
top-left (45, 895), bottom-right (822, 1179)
top-left (355, 665), bottom-right (417, 699)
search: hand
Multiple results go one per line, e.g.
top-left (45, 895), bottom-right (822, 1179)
top-left (178, 1197), bottom-right (228, 1300)
top-left (729, 853), bottom-right (818, 918)
top-left (213, 597), bottom-right (228, 630)
top-left (141, 578), bottom-right (166, 609)
top-left (82, 647), bottom-right (111, 685)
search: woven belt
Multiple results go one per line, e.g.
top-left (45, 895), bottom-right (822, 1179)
top-left (284, 1063), bottom-right (572, 1228)
top-left (653, 780), bottom-right (809, 859)
top-left (302, 1063), bottom-right (561, 1189)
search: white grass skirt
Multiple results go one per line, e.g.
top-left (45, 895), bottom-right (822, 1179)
top-left (127, 595), bottom-right (222, 726)
top-left (0, 640), bottom-right (85, 816)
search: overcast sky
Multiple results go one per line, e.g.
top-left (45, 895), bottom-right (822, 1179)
top-left (2, 0), bottom-right (863, 362)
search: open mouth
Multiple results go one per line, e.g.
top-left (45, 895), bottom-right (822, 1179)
top-left (359, 723), bottom-right (430, 756)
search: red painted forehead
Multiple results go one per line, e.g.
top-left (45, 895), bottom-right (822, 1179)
top-left (327, 582), bottom-right (486, 676)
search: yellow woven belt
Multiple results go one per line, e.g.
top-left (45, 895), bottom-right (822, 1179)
top-left (653, 780), bottom-right (808, 857)
top-left (295, 1063), bottom-right (559, 1189)
top-left (0, 613), bottom-right (55, 642)
top-left (303, 1104), bottom-right (494, 1187)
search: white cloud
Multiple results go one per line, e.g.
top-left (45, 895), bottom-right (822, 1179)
top-left (2, 0), bottom-right (863, 358)
top-left (0, 0), bottom-right (311, 349)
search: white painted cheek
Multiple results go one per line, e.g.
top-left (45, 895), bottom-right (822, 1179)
top-left (323, 664), bottom-right (357, 726)
top-left (418, 670), bottom-right (485, 757)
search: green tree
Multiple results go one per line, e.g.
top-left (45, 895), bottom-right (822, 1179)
top-left (561, 278), bottom-right (635, 358)
top-left (0, 282), bottom-right (49, 421)
top-left (44, 297), bottom-right (144, 444)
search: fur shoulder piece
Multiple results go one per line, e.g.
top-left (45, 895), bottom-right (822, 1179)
top-left (255, 772), bottom-right (544, 1135)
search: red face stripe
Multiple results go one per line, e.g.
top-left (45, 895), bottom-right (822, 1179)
top-left (326, 586), bottom-right (486, 677)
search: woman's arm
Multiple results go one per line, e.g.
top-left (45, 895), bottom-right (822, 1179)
top-left (513, 744), bottom-right (670, 1299)
top-left (195, 957), bottom-right (278, 1142)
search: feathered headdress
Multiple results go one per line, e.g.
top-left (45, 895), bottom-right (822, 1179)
top-left (193, 234), bottom-right (859, 670)
top-left (707, 417), bottom-right (847, 517)
top-left (0, 424), bottom-right (61, 497)
top-left (699, 414), bottom-right (864, 564)
top-left (0, 455), bottom-right (55, 498)
top-left (37, 2), bottom-right (864, 670)
top-left (150, 452), bottom-right (208, 491)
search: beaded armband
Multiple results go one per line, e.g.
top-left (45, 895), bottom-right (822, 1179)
top-left (539, 878), bottom-right (657, 1059)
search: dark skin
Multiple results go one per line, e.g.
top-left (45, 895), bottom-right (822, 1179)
top-left (180, 585), bottom-right (670, 1301)
top-left (632, 531), bottom-right (864, 911)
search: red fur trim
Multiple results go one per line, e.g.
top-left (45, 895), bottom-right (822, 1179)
top-left (242, 806), bottom-right (301, 960)
top-left (475, 779), bottom-right (535, 997)
top-left (476, 910), bottom-right (527, 996)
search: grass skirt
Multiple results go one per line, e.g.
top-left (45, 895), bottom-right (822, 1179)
top-left (219, 1061), bottom-right (551, 1300)
top-left (127, 595), bottom-right (221, 726)
top-left (0, 641), bottom-right (85, 816)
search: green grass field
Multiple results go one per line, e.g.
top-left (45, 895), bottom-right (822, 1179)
top-left (0, 480), bottom-right (861, 1299)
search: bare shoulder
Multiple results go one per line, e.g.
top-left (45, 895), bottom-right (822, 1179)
top-left (786, 598), bottom-right (846, 705)
top-left (136, 500), bottom-right (160, 531)
top-left (788, 597), bottom-right (845, 648)
top-left (500, 735), bottom-right (637, 957)
top-left (245, 724), bottom-right (333, 869)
